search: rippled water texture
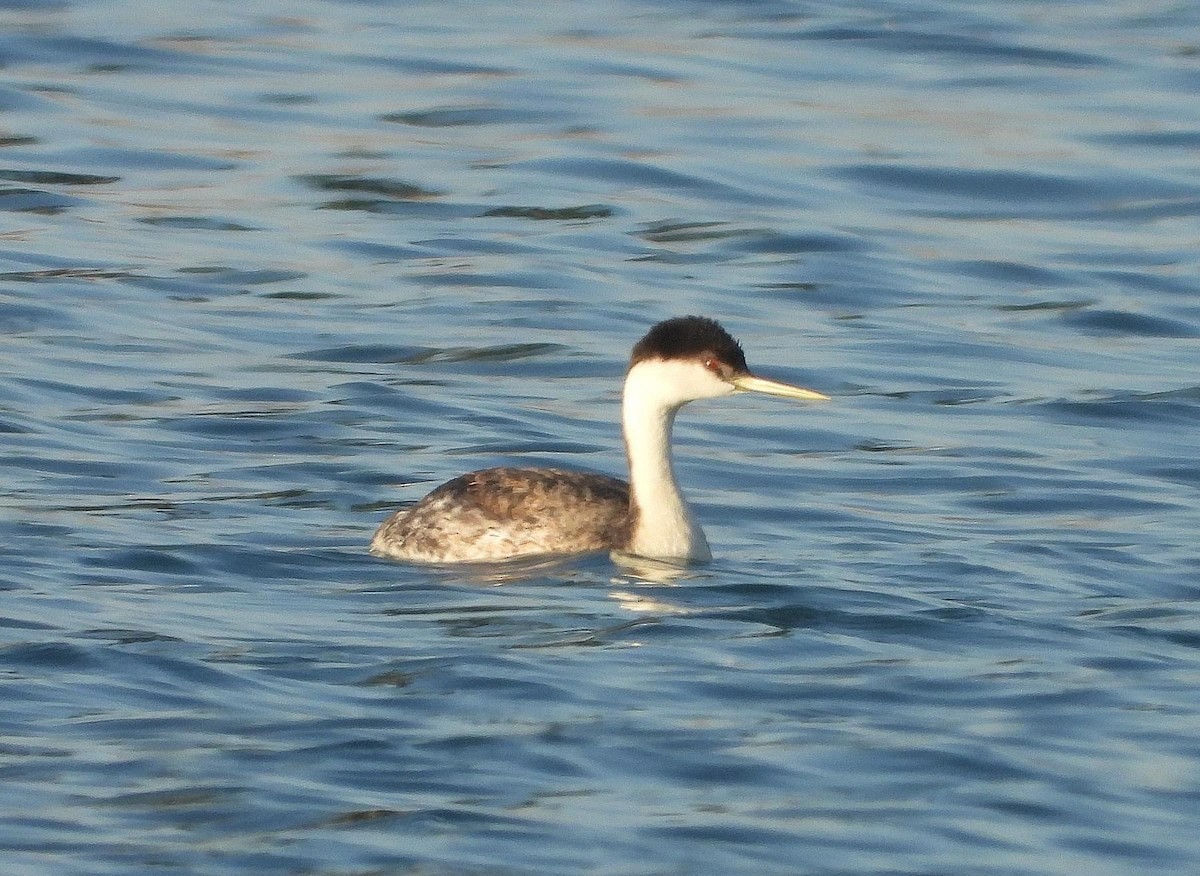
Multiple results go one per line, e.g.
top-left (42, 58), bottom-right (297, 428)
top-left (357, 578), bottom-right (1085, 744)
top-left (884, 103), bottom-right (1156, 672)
top-left (2, 1), bottom-right (1199, 874)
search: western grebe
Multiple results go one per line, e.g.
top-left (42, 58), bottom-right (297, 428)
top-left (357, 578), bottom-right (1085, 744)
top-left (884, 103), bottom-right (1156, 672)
top-left (370, 315), bottom-right (828, 564)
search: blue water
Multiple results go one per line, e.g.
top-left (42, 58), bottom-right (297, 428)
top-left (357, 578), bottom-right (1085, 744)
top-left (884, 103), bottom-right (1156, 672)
top-left (2, 1), bottom-right (1198, 873)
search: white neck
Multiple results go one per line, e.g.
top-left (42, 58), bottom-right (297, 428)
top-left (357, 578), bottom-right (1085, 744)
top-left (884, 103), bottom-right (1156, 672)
top-left (621, 361), bottom-right (713, 561)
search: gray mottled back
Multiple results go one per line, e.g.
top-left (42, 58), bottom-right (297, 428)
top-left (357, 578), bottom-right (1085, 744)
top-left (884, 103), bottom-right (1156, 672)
top-left (370, 467), bottom-right (631, 563)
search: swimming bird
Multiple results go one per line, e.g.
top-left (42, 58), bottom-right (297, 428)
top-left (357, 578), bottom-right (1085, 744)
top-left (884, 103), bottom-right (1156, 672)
top-left (370, 315), bottom-right (828, 564)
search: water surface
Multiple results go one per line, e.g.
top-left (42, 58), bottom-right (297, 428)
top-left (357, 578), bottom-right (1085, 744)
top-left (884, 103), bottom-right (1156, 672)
top-left (1, 1), bottom-right (1198, 874)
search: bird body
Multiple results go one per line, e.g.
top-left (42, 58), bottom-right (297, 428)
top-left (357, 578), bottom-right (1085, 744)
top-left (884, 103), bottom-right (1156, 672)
top-left (370, 466), bottom-right (629, 563)
top-left (370, 316), bottom-right (826, 564)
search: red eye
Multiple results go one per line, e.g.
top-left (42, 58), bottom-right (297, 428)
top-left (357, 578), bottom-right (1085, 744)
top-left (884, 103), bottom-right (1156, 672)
top-left (704, 357), bottom-right (720, 373)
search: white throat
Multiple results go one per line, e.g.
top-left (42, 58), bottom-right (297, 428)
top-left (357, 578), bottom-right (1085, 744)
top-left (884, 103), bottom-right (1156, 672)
top-left (621, 360), bottom-right (731, 561)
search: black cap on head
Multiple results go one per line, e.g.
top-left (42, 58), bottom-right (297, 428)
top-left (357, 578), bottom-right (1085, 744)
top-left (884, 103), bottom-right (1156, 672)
top-left (629, 316), bottom-right (748, 373)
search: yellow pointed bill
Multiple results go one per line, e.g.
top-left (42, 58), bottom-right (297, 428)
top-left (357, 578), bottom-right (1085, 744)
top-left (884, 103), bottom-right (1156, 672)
top-left (730, 373), bottom-right (829, 401)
